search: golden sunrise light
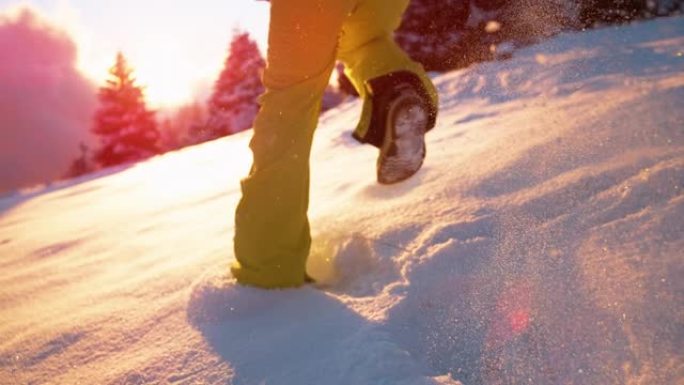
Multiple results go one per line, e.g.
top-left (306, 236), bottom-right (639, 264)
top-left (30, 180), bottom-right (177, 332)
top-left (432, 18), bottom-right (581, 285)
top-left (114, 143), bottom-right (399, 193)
top-left (76, 45), bottom-right (210, 109)
top-left (123, 41), bottom-right (211, 109)
top-left (27, 0), bottom-right (271, 109)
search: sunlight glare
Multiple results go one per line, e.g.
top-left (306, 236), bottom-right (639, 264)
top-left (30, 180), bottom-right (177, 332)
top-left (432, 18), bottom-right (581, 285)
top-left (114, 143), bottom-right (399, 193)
top-left (131, 41), bottom-right (219, 109)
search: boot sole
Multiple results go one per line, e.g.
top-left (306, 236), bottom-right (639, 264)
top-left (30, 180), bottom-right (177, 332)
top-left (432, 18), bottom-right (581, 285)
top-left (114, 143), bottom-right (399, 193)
top-left (377, 90), bottom-right (429, 185)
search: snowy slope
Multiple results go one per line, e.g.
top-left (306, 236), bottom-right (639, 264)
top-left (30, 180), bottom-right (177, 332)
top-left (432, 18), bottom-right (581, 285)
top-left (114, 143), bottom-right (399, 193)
top-left (1, 17), bottom-right (683, 385)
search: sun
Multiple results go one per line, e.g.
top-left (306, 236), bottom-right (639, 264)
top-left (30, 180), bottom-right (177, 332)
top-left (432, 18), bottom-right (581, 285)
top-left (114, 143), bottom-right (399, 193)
top-left (79, 41), bottom-right (221, 110)
top-left (129, 41), bottom-right (217, 109)
top-left (33, 0), bottom-right (270, 110)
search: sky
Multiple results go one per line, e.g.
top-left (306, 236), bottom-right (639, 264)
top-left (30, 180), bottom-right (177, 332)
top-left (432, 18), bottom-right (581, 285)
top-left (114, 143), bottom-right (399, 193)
top-left (0, 0), bottom-right (270, 108)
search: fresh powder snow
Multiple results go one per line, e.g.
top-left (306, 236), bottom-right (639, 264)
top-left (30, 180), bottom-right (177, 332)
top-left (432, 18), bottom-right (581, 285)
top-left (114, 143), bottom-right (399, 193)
top-left (1, 16), bottom-right (683, 385)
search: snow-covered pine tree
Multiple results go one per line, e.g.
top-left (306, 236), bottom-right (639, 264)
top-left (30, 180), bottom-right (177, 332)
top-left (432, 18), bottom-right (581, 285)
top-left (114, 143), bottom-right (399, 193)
top-left (199, 31), bottom-right (265, 142)
top-left (579, 0), bottom-right (644, 25)
top-left (92, 53), bottom-right (160, 168)
top-left (160, 101), bottom-right (207, 151)
top-left (395, 0), bottom-right (471, 71)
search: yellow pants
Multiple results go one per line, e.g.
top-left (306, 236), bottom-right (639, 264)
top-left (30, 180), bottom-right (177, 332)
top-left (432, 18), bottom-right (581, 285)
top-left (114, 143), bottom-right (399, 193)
top-left (231, 0), bottom-right (438, 288)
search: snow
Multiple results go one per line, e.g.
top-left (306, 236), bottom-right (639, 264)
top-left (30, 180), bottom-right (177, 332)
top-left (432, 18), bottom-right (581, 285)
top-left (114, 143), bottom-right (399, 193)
top-left (1, 16), bottom-right (683, 385)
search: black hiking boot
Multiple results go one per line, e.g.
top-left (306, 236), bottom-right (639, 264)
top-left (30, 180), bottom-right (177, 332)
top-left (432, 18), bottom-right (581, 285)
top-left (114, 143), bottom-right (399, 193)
top-left (364, 72), bottom-right (435, 185)
top-left (376, 87), bottom-right (429, 184)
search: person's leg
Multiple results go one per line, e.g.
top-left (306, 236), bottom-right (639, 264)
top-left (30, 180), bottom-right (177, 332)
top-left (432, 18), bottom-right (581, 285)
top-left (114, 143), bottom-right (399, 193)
top-left (337, 0), bottom-right (439, 147)
top-left (231, 0), bottom-right (354, 289)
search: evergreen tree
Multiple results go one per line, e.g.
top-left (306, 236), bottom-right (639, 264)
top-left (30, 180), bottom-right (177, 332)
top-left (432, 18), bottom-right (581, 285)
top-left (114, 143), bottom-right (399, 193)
top-left (578, 0), bottom-right (682, 25)
top-left (92, 53), bottom-right (160, 167)
top-left (396, 0), bottom-right (581, 71)
top-left (160, 101), bottom-right (208, 150)
top-left (395, 0), bottom-right (471, 71)
top-left (199, 31), bottom-right (265, 142)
